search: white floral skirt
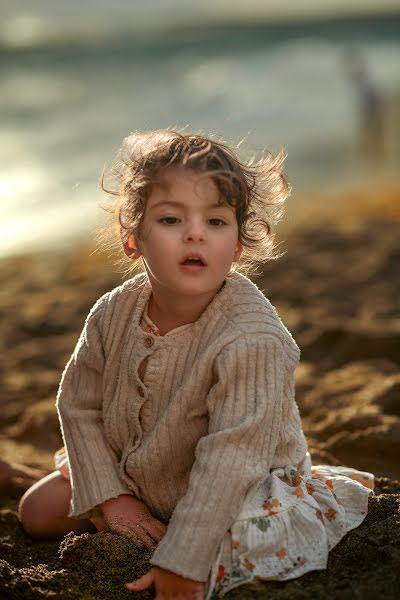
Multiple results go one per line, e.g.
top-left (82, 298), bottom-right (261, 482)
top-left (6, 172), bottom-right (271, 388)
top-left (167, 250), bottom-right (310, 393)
top-left (206, 452), bottom-right (374, 599)
top-left (55, 448), bottom-right (374, 599)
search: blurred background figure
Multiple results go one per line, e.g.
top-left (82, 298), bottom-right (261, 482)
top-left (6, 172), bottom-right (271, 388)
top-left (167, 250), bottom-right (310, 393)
top-left (345, 49), bottom-right (386, 161)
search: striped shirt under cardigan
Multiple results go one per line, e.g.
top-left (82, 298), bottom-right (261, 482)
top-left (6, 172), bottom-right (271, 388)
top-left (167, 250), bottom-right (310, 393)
top-left (56, 271), bottom-right (308, 582)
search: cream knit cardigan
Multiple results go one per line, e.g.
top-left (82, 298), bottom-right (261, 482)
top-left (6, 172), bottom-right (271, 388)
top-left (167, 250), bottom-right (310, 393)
top-left (56, 271), bottom-right (308, 581)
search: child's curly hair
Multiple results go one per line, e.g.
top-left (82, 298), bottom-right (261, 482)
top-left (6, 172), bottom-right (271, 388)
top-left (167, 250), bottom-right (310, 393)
top-left (100, 128), bottom-right (290, 275)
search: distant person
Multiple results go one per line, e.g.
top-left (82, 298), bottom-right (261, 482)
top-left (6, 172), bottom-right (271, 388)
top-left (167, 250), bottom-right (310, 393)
top-left (18, 130), bottom-right (374, 599)
top-left (346, 51), bottom-right (386, 160)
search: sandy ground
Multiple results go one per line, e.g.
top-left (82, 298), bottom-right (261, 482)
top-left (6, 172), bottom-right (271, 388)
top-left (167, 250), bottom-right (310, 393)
top-left (0, 183), bottom-right (399, 599)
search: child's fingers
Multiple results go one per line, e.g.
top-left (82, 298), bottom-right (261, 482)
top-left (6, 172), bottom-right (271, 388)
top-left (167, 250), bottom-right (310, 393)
top-left (126, 568), bottom-right (154, 592)
top-left (126, 526), bottom-right (158, 550)
top-left (145, 518), bottom-right (167, 542)
top-left (102, 517), bottom-right (160, 550)
top-left (155, 520), bottom-right (168, 536)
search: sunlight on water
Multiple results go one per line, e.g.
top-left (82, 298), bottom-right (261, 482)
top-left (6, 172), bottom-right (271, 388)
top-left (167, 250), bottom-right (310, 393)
top-left (0, 167), bottom-right (48, 215)
top-left (0, 190), bottom-right (103, 255)
top-left (1, 13), bottom-right (45, 48)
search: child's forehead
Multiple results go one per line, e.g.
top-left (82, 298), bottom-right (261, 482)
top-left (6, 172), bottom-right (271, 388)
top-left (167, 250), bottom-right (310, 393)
top-left (145, 166), bottom-right (234, 212)
top-left (154, 165), bottom-right (208, 185)
top-left (151, 166), bottom-right (219, 197)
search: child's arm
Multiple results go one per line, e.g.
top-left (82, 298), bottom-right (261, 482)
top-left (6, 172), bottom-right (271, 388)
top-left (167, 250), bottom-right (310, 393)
top-left (56, 296), bottom-right (133, 518)
top-left (149, 334), bottom-right (288, 583)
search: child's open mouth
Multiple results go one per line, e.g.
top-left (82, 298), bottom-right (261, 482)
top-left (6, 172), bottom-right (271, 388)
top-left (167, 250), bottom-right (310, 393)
top-left (181, 255), bottom-right (206, 269)
top-left (183, 258), bottom-right (204, 266)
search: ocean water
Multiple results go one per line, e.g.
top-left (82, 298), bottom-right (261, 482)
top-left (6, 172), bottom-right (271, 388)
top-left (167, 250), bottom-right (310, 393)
top-left (1, 18), bottom-right (399, 256)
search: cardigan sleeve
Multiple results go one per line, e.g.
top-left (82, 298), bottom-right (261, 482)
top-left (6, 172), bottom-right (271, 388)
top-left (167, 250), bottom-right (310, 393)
top-left (56, 296), bottom-right (133, 518)
top-left (150, 334), bottom-right (286, 581)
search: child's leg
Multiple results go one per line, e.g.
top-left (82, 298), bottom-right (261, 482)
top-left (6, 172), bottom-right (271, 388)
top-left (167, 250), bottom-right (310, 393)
top-left (18, 470), bottom-right (96, 539)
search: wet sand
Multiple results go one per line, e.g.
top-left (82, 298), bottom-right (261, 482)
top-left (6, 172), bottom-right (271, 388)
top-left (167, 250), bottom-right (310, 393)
top-left (1, 183), bottom-right (399, 598)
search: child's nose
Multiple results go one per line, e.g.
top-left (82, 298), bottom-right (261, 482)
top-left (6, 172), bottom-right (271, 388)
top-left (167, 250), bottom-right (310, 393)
top-left (183, 221), bottom-right (206, 243)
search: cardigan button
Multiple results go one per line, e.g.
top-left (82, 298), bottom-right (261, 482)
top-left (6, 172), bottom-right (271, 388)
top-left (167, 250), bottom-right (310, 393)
top-left (144, 336), bottom-right (154, 348)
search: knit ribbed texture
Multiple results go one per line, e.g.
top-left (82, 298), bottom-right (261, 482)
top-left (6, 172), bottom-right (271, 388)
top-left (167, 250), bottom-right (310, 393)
top-left (56, 272), bottom-right (308, 581)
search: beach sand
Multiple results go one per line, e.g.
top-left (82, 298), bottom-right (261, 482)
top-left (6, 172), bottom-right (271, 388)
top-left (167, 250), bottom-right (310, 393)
top-left (1, 183), bottom-right (399, 599)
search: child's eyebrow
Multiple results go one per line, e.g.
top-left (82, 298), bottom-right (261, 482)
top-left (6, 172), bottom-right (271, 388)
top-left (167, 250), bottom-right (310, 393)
top-left (149, 200), bottom-right (228, 211)
top-left (148, 201), bottom-right (183, 211)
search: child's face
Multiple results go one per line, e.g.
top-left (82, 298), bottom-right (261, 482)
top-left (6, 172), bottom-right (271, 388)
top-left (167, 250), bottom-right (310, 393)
top-left (125, 166), bottom-right (242, 301)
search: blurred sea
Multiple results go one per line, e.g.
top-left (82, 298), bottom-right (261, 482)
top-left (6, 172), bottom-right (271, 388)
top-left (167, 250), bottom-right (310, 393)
top-left (1, 16), bottom-right (400, 255)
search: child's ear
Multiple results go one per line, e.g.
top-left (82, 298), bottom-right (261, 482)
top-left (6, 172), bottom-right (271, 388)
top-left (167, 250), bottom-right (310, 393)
top-left (123, 233), bottom-right (142, 259)
top-left (234, 242), bottom-right (243, 262)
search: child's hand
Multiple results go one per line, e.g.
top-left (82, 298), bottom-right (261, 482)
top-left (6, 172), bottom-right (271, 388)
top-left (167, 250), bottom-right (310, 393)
top-left (126, 566), bottom-right (205, 599)
top-left (91, 494), bottom-right (167, 550)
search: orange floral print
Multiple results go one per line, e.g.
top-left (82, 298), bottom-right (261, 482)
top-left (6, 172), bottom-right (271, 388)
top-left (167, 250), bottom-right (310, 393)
top-left (276, 548), bottom-right (287, 559)
top-left (306, 481), bottom-right (316, 494)
top-left (209, 463), bottom-right (374, 598)
top-left (293, 486), bottom-right (304, 499)
top-left (315, 509), bottom-right (324, 522)
top-left (243, 558), bottom-right (255, 571)
top-left (263, 497), bottom-right (281, 515)
top-left (363, 478), bottom-right (374, 490)
top-left (349, 473), bottom-right (374, 489)
top-left (216, 565), bottom-right (226, 583)
top-left (293, 557), bottom-right (306, 567)
top-left (285, 467), bottom-right (302, 486)
top-left (311, 470), bottom-right (323, 478)
top-left (324, 508), bottom-right (337, 521)
top-left (291, 472), bottom-right (302, 486)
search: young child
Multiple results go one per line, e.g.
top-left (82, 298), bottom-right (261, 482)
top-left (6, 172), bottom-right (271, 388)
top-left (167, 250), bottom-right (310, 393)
top-left (19, 130), bottom-right (374, 600)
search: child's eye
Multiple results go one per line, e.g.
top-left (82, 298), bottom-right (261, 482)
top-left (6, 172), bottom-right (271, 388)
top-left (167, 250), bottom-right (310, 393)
top-left (160, 217), bottom-right (179, 224)
top-left (208, 218), bottom-right (226, 226)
